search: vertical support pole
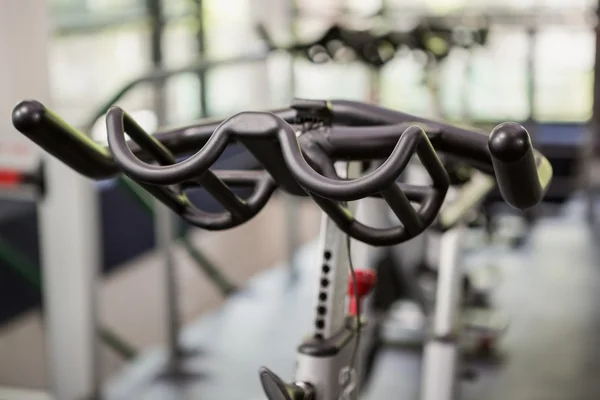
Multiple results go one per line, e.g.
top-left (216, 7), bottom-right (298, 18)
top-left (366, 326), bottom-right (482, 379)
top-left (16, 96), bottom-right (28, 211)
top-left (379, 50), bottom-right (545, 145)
top-left (312, 162), bottom-right (362, 339)
top-left (41, 159), bottom-right (103, 400)
top-left (461, 45), bottom-right (475, 123)
top-left (255, 0), bottom-right (300, 279)
top-left (523, 24), bottom-right (539, 232)
top-left (146, 0), bottom-right (166, 123)
top-left (368, 67), bottom-right (381, 104)
top-left (420, 226), bottom-right (464, 400)
top-left (350, 162), bottom-right (389, 269)
top-left (0, 2), bottom-right (101, 399)
top-left (592, 1), bottom-right (600, 151)
top-left (155, 202), bottom-right (184, 369)
top-left (587, 2), bottom-right (600, 223)
top-left (288, 0), bottom-right (298, 98)
top-left (427, 62), bottom-right (444, 119)
top-left (285, 0), bottom-right (299, 279)
top-left (526, 25), bottom-right (537, 140)
top-left (145, 0), bottom-right (185, 366)
top-left (284, 193), bottom-right (300, 280)
top-left (194, 0), bottom-right (208, 117)
top-left (294, 163), bottom-right (363, 400)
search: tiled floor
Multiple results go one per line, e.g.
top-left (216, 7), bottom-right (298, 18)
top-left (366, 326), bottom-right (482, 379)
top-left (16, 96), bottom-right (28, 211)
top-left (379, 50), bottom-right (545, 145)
top-left (103, 200), bottom-right (600, 400)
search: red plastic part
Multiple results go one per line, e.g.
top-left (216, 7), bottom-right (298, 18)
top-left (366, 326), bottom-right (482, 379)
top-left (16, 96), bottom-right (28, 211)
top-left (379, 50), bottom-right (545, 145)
top-left (347, 269), bottom-right (377, 316)
top-left (0, 170), bottom-right (23, 187)
top-left (477, 334), bottom-right (495, 354)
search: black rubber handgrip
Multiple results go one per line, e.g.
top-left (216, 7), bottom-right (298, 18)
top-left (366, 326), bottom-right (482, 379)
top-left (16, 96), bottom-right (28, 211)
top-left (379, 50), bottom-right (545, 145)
top-left (12, 100), bottom-right (118, 179)
top-left (488, 122), bottom-right (551, 210)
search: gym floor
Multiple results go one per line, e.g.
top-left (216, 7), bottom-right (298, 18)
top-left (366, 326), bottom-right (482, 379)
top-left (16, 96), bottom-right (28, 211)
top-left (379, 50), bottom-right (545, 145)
top-left (103, 198), bottom-right (600, 400)
top-left (0, 195), bottom-right (322, 388)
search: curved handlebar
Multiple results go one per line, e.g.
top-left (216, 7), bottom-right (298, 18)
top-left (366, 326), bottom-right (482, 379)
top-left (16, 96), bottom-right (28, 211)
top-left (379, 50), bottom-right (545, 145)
top-left (489, 122), bottom-right (552, 209)
top-left (12, 98), bottom-right (552, 245)
top-left (256, 21), bottom-right (489, 67)
top-left (107, 107), bottom-right (450, 244)
top-left (12, 100), bottom-right (118, 179)
top-left (11, 99), bottom-right (294, 179)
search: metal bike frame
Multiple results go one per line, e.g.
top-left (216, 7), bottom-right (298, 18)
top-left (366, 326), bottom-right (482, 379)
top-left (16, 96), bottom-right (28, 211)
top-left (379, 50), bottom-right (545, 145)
top-left (291, 162), bottom-right (476, 400)
top-left (420, 172), bottom-right (496, 400)
top-left (420, 225), bottom-right (464, 400)
top-left (1, 3), bottom-right (101, 400)
top-left (351, 167), bottom-right (494, 400)
top-left (13, 87), bottom-right (551, 400)
top-left (293, 161), bottom-right (364, 400)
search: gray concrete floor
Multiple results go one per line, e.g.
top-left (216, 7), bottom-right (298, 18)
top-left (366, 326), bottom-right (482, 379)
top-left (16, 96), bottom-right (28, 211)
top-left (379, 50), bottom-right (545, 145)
top-left (103, 200), bottom-right (600, 400)
top-left (0, 196), bottom-right (322, 389)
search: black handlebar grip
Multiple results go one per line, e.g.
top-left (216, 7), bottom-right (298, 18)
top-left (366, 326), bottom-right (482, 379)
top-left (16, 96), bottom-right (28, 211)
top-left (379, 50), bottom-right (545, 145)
top-left (12, 100), bottom-right (117, 179)
top-left (488, 122), bottom-right (546, 210)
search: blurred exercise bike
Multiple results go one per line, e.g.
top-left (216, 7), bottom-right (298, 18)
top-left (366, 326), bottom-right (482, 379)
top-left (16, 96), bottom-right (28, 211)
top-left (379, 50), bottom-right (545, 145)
top-left (258, 19), bottom-right (501, 385)
top-left (13, 92), bottom-right (551, 399)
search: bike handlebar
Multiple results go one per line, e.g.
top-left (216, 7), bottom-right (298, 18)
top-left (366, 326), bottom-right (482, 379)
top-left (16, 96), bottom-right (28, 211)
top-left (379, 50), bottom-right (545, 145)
top-left (12, 100), bottom-right (118, 179)
top-left (257, 22), bottom-right (489, 67)
top-left (12, 98), bottom-right (552, 246)
top-left (489, 122), bottom-right (553, 209)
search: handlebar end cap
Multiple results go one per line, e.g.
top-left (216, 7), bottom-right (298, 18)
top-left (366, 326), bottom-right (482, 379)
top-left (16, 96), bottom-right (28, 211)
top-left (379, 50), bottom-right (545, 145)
top-left (12, 99), bottom-right (46, 132)
top-left (488, 122), bottom-right (531, 163)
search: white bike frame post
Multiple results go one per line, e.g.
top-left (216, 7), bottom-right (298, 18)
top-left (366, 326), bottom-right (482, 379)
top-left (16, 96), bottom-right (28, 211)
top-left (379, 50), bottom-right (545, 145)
top-left (294, 161), bottom-right (364, 399)
top-left (420, 173), bottom-right (496, 400)
top-left (420, 225), bottom-right (464, 400)
top-left (1, 2), bottom-right (102, 399)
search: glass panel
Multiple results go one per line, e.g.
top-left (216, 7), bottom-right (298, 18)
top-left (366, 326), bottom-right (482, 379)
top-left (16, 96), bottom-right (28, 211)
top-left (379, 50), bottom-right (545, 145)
top-left (49, 26), bottom-right (151, 126)
top-left (296, 0), bottom-right (345, 14)
top-left (533, 27), bottom-right (594, 121)
top-left (51, 0), bottom-right (87, 12)
top-left (163, 20), bottom-right (199, 68)
top-left (161, 19), bottom-right (203, 122)
top-left (205, 62), bottom-right (272, 117)
top-left (164, 0), bottom-right (190, 17)
top-left (462, 27), bottom-right (530, 121)
top-left (347, 0), bottom-right (382, 15)
top-left (204, 0), bottom-right (259, 58)
top-left (266, 53), bottom-right (295, 106)
top-left (201, 0), bottom-right (275, 115)
top-left (293, 60), bottom-right (370, 101)
top-left (380, 54), bottom-right (434, 117)
top-left (165, 74), bottom-right (203, 124)
top-left (84, 0), bottom-right (143, 12)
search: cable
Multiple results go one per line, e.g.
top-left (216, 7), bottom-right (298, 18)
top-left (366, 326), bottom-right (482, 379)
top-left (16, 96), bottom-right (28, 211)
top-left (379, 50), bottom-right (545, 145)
top-left (344, 162), bottom-right (361, 373)
top-left (334, 161), bottom-right (361, 399)
top-left (346, 232), bottom-right (360, 374)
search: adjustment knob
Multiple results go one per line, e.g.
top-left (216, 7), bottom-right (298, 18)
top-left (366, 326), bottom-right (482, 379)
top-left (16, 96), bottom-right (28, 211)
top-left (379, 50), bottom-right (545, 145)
top-left (348, 270), bottom-right (377, 316)
top-left (259, 367), bottom-right (314, 400)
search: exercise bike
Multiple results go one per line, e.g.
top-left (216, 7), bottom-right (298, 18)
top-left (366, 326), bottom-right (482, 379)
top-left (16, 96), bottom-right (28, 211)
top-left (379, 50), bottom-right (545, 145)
top-left (259, 24), bottom-right (498, 365)
top-left (357, 159), bottom-right (503, 386)
top-left (12, 97), bottom-right (551, 400)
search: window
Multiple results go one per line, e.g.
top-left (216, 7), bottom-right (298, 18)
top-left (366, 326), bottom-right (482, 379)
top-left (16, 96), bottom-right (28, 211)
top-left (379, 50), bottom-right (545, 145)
top-left (48, 0), bottom-right (596, 132)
